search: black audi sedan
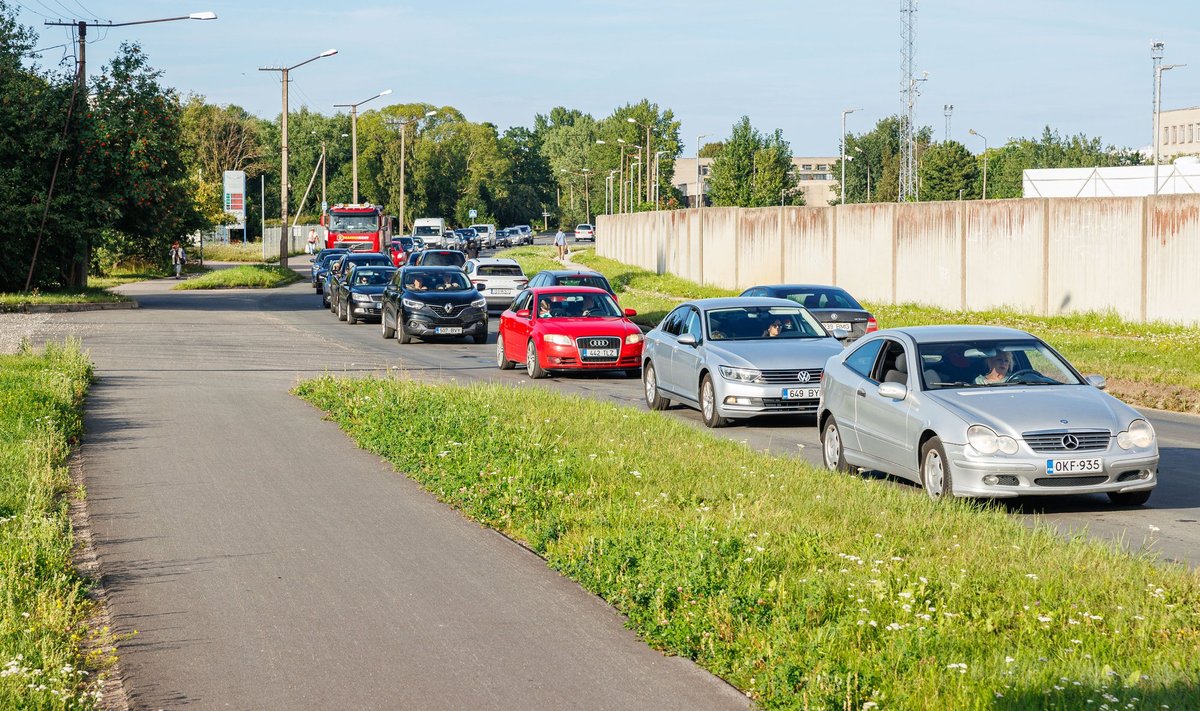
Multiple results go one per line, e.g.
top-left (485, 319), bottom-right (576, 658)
top-left (381, 266), bottom-right (488, 344)
top-left (336, 264), bottom-right (396, 325)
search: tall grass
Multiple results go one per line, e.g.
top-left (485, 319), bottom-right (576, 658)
top-left (172, 265), bottom-right (300, 290)
top-left (296, 377), bottom-right (1200, 710)
top-left (197, 241), bottom-right (304, 263)
top-left (0, 289), bottom-right (128, 311)
top-left (0, 340), bottom-right (102, 708)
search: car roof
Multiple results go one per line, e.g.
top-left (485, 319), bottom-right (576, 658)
top-left (342, 252), bottom-right (387, 260)
top-left (467, 257), bottom-right (520, 266)
top-left (883, 325), bottom-right (1035, 342)
top-left (530, 286), bottom-right (611, 295)
top-left (537, 269), bottom-right (606, 278)
top-left (401, 265), bottom-right (466, 273)
top-left (680, 297), bottom-right (809, 310)
top-left (754, 284), bottom-right (850, 293)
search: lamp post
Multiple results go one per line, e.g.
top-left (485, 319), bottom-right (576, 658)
top-left (259, 48), bottom-right (338, 269)
top-left (653, 150), bottom-right (666, 208)
top-left (334, 89), bottom-right (391, 203)
top-left (695, 133), bottom-right (711, 208)
top-left (968, 129), bottom-right (988, 199)
top-left (32, 11), bottom-right (218, 290)
top-left (1152, 44), bottom-right (1185, 195)
top-left (840, 107), bottom-right (860, 205)
top-left (616, 140), bottom-right (641, 212)
top-left (854, 146), bottom-right (871, 202)
top-left (387, 110), bottom-right (438, 233)
top-left (562, 168), bottom-right (592, 223)
top-left (607, 170), bottom-right (618, 214)
top-left (627, 116), bottom-right (654, 203)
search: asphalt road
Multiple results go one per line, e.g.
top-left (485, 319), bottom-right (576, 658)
top-left (37, 259), bottom-right (1200, 707)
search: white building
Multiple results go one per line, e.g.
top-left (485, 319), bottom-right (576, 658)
top-left (1023, 158), bottom-right (1200, 198)
top-left (672, 156), bottom-right (839, 208)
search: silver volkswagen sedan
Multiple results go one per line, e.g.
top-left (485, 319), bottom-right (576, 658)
top-left (642, 297), bottom-right (846, 427)
top-left (818, 325), bottom-right (1158, 504)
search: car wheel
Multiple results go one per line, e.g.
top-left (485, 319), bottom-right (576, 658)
top-left (321, 293), bottom-right (329, 308)
top-left (381, 309), bottom-right (395, 339)
top-left (921, 437), bottom-right (953, 500)
top-left (643, 362), bottom-right (669, 411)
top-left (473, 331), bottom-right (488, 345)
top-left (315, 284), bottom-right (322, 294)
top-left (337, 299), bottom-right (348, 321)
top-left (526, 340), bottom-right (547, 379)
top-left (496, 334), bottom-right (514, 369)
top-left (346, 305), bottom-right (357, 325)
top-left (397, 317), bottom-right (412, 344)
top-left (821, 415), bottom-right (850, 472)
top-left (625, 368), bottom-right (641, 379)
top-left (699, 373), bottom-right (727, 428)
top-left (1107, 489), bottom-right (1152, 506)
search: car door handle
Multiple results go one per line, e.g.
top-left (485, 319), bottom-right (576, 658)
top-left (856, 387), bottom-right (867, 398)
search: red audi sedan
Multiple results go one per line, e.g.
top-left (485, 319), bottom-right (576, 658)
top-left (496, 286), bottom-right (644, 379)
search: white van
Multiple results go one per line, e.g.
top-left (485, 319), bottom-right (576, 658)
top-left (470, 223), bottom-right (496, 248)
top-left (413, 217), bottom-right (447, 248)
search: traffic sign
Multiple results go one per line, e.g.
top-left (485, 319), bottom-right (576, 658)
top-left (468, 208), bottom-right (478, 219)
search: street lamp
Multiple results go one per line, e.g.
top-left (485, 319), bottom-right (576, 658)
top-left (695, 133), bottom-right (711, 208)
top-left (652, 151), bottom-right (666, 208)
top-left (854, 146), bottom-right (871, 202)
top-left (387, 110), bottom-right (438, 233)
top-left (840, 107), bottom-right (861, 205)
top-left (627, 116), bottom-right (654, 203)
top-left (562, 168), bottom-right (592, 223)
top-left (259, 48), bottom-right (338, 269)
top-left (968, 129), bottom-right (988, 199)
top-left (616, 140), bottom-right (641, 212)
top-left (1152, 43), bottom-right (1185, 195)
top-left (607, 170), bottom-right (618, 214)
top-left (334, 88), bottom-right (392, 203)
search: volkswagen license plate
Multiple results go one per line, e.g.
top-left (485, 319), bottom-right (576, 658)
top-left (781, 387), bottom-right (820, 399)
top-left (1045, 458), bottom-right (1104, 475)
top-left (434, 326), bottom-right (463, 335)
top-left (581, 348), bottom-right (618, 358)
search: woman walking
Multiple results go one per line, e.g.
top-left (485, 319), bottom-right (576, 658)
top-left (170, 240), bottom-right (187, 279)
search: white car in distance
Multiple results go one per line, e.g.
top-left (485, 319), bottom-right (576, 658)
top-left (465, 257), bottom-right (529, 309)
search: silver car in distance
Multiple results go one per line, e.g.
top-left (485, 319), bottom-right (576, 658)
top-left (642, 298), bottom-right (846, 427)
top-left (818, 325), bottom-right (1158, 504)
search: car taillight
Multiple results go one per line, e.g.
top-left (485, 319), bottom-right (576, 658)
top-left (866, 317), bottom-right (879, 332)
top-left (516, 279), bottom-right (528, 286)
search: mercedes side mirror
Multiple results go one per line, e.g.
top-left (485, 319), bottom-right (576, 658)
top-left (831, 328), bottom-right (850, 340)
top-left (877, 381), bottom-right (907, 400)
top-left (1085, 374), bottom-right (1107, 390)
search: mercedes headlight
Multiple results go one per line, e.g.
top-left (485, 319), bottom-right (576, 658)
top-left (625, 333), bottom-right (644, 344)
top-left (471, 297), bottom-right (487, 309)
top-left (718, 366), bottom-right (763, 383)
top-left (543, 334), bottom-right (572, 346)
top-left (1117, 419), bottom-right (1155, 449)
top-left (401, 298), bottom-right (425, 310)
top-left (966, 425), bottom-right (1018, 455)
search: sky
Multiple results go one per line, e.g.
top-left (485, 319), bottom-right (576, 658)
top-left (13, 0), bottom-right (1200, 156)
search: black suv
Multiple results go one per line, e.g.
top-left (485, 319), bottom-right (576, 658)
top-left (326, 252), bottom-right (390, 312)
top-left (407, 249), bottom-right (467, 269)
top-left (336, 264), bottom-right (396, 324)
top-left (381, 266), bottom-right (487, 344)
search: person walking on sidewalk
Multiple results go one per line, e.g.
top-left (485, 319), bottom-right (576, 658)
top-left (170, 241), bottom-right (187, 279)
top-left (553, 228), bottom-right (567, 260)
top-left (306, 228), bottom-right (319, 254)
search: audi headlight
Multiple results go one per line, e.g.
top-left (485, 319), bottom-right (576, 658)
top-left (625, 333), bottom-right (644, 344)
top-left (471, 297), bottom-right (487, 309)
top-left (966, 425), bottom-right (1018, 455)
top-left (401, 298), bottom-right (425, 310)
top-left (1117, 419), bottom-right (1155, 449)
top-left (352, 293), bottom-right (372, 303)
top-left (718, 366), bottom-right (763, 383)
top-left (544, 333), bottom-right (572, 346)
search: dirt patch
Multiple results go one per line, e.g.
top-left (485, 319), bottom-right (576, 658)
top-left (1105, 377), bottom-right (1200, 415)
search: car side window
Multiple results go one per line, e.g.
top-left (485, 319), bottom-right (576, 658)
top-left (873, 340), bottom-right (909, 384)
top-left (743, 288), bottom-right (762, 297)
top-left (683, 309), bottom-right (703, 340)
top-left (844, 339), bottom-right (885, 379)
top-left (660, 307), bottom-right (686, 336)
top-left (512, 291), bottom-right (532, 313)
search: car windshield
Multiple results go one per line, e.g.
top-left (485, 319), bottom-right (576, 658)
top-left (776, 287), bottom-right (862, 310)
top-left (420, 252), bottom-right (465, 267)
top-left (352, 269), bottom-right (392, 286)
top-left (478, 265), bottom-right (523, 277)
top-left (576, 224), bottom-right (592, 231)
top-left (413, 225), bottom-right (441, 237)
top-left (328, 214), bottom-right (377, 233)
top-left (918, 339), bottom-right (1083, 389)
top-left (405, 271), bottom-right (471, 291)
top-left (456, 229), bottom-right (477, 237)
top-left (555, 275), bottom-right (611, 292)
top-left (536, 292), bottom-right (621, 318)
top-left (705, 306), bottom-right (826, 340)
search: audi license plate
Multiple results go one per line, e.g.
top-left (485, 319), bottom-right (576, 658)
top-left (581, 348), bottom-right (618, 358)
top-left (1045, 458), bottom-right (1104, 475)
top-left (781, 387), bottom-right (820, 399)
top-left (434, 326), bottom-right (463, 335)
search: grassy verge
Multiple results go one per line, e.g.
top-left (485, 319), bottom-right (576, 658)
top-left (172, 265), bottom-right (300, 290)
top-left (0, 340), bottom-right (102, 707)
top-left (295, 377), bottom-right (1200, 710)
top-left (0, 289), bottom-right (129, 312)
top-left (495, 245), bottom-right (563, 278)
top-left (198, 242), bottom-right (304, 263)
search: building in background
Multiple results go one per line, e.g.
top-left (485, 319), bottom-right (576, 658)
top-left (672, 157), bottom-right (839, 208)
top-left (1160, 106), bottom-right (1200, 160)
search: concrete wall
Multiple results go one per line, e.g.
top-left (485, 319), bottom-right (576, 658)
top-left (595, 194), bottom-right (1200, 324)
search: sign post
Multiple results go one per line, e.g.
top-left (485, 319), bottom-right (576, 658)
top-left (223, 170), bottom-right (247, 243)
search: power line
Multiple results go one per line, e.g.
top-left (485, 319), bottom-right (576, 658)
top-left (15, 1), bottom-right (55, 20)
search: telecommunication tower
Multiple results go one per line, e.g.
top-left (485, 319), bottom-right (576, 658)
top-left (899, 0), bottom-right (922, 201)
top-left (944, 104), bottom-right (953, 142)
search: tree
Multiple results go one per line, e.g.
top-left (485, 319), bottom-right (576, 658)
top-left (497, 126), bottom-right (553, 226)
top-left (918, 140), bottom-right (978, 201)
top-left (975, 127), bottom-right (1142, 199)
top-left (708, 117), bottom-right (801, 207)
top-left (834, 115), bottom-right (931, 204)
top-left (179, 96), bottom-right (268, 230)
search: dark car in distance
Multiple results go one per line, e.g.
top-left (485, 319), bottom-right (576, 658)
top-left (336, 265), bottom-right (396, 324)
top-left (739, 284), bottom-right (877, 342)
top-left (407, 249), bottom-right (468, 269)
top-left (380, 266), bottom-right (488, 344)
top-left (326, 252), bottom-right (391, 312)
top-left (312, 248), bottom-right (349, 293)
top-left (526, 269), bottom-right (616, 296)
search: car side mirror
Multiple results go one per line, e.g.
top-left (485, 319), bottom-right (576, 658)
top-left (831, 328), bottom-right (850, 340)
top-left (877, 381), bottom-right (908, 400)
top-left (515, 309), bottom-right (531, 319)
top-left (677, 333), bottom-right (698, 347)
top-left (475, 283), bottom-right (486, 290)
top-left (1085, 374), bottom-right (1107, 390)
top-left (624, 308), bottom-right (638, 317)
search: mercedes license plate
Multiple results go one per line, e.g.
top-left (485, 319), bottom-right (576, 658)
top-left (1045, 458), bottom-right (1103, 475)
top-left (434, 326), bottom-right (463, 335)
top-left (826, 322), bottom-right (852, 331)
top-left (781, 387), bottom-right (820, 399)
top-left (581, 348), bottom-right (618, 358)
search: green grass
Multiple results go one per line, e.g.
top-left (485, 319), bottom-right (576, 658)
top-left (172, 265), bottom-right (300, 290)
top-left (198, 241), bottom-right (304, 263)
top-left (295, 377), bottom-right (1200, 711)
top-left (0, 289), bottom-right (129, 312)
top-left (494, 245), bottom-right (563, 278)
top-left (0, 340), bottom-right (102, 708)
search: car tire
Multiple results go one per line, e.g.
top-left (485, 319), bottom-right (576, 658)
top-left (526, 340), bottom-right (547, 379)
top-left (699, 373), bottom-right (727, 428)
top-left (381, 309), bottom-right (395, 339)
top-left (496, 334), bottom-right (514, 370)
top-left (625, 368), bottom-right (641, 379)
top-left (920, 436), bottom-right (953, 500)
top-left (315, 284), bottom-right (323, 294)
top-left (346, 305), bottom-right (357, 325)
top-left (643, 362), bottom-right (669, 411)
top-left (397, 317), bottom-right (412, 344)
top-left (821, 415), bottom-right (851, 472)
top-left (337, 300), bottom-right (348, 322)
top-left (1107, 489), bottom-right (1152, 506)
top-left (473, 331), bottom-right (488, 345)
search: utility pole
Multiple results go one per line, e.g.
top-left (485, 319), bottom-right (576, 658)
top-left (695, 134), bottom-right (711, 209)
top-left (840, 108), bottom-right (860, 205)
top-left (387, 110), bottom-right (437, 232)
top-left (1152, 42), bottom-right (1185, 195)
top-left (944, 104), bottom-right (953, 142)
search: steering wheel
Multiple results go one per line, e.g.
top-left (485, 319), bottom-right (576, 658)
top-left (1005, 368), bottom-right (1044, 383)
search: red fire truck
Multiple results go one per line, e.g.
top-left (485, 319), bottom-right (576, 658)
top-left (324, 203), bottom-right (393, 252)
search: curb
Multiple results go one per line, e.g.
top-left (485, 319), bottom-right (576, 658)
top-left (4, 301), bottom-right (138, 314)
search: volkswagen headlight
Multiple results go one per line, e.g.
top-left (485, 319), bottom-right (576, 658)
top-left (544, 333), bottom-right (572, 346)
top-left (718, 366), bottom-right (763, 383)
top-left (471, 297), bottom-right (487, 309)
top-left (352, 293), bottom-right (372, 303)
top-left (402, 298), bottom-right (425, 310)
top-left (966, 425), bottom-right (1018, 455)
top-left (1117, 419), bottom-right (1155, 449)
top-left (625, 333), bottom-right (644, 344)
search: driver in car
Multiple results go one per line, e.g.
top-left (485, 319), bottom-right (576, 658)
top-left (976, 351), bottom-right (1013, 384)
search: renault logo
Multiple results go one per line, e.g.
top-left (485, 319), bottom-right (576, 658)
top-left (445, 303), bottom-right (454, 314)
top-left (797, 370), bottom-right (812, 384)
top-left (1062, 434), bottom-right (1080, 450)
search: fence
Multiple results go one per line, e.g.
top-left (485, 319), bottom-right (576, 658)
top-left (595, 194), bottom-right (1200, 325)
